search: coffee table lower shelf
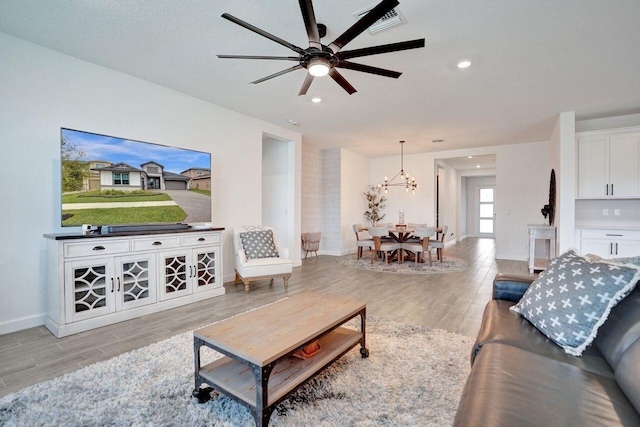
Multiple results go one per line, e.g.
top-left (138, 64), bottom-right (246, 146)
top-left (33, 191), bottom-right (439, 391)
top-left (198, 327), bottom-right (361, 408)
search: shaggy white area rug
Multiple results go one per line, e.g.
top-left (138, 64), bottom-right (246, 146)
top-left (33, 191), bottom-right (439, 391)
top-left (0, 317), bottom-right (473, 426)
top-left (336, 254), bottom-right (469, 275)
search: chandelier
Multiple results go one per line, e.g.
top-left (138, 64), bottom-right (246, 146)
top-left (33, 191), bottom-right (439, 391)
top-left (379, 140), bottom-right (419, 194)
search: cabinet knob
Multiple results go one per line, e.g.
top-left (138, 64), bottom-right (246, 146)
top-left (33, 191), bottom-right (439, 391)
top-left (93, 246), bottom-right (106, 251)
top-left (152, 241), bottom-right (162, 246)
top-left (198, 238), bottom-right (206, 242)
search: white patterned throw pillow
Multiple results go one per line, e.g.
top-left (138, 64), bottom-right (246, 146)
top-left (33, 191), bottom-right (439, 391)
top-left (240, 230), bottom-right (279, 260)
top-left (511, 250), bottom-right (640, 356)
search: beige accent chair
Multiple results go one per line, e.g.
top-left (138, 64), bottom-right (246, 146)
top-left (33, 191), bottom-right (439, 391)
top-left (368, 226), bottom-right (402, 264)
top-left (430, 225), bottom-right (449, 262)
top-left (402, 226), bottom-right (436, 266)
top-left (353, 224), bottom-right (374, 260)
top-left (301, 232), bottom-right (321, 258)
top-left (233, 226), bottom-right (293, 293)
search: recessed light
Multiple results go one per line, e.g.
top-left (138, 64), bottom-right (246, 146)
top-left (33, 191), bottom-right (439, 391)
top-left (311, 97), bottom-right (322, 103)
top-left (288, 119), bottom-right (299, 126)
top-left (457, 60), bottom-right (472, 69)
top-left (476, 165), bottom-right (481, 168)
top-left (467, 155), bottom-right (473, 159)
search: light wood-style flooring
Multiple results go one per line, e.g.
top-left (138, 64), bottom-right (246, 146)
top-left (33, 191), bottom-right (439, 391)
top-left (0, 237), bottom-right (530, 398)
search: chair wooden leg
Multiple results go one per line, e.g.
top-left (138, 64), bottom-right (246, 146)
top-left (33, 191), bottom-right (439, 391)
top-left (242, 280), bottom-right (250, 293)
top-left (428, 251), bottom-right (433, 266)
top-left (234, 272), bottom-right (240, 284)
top-left (283, 276), bottom-right (289, 289)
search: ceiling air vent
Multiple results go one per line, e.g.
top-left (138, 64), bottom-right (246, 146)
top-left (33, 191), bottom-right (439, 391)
top-left (354, 6), bottom-right (405, 34)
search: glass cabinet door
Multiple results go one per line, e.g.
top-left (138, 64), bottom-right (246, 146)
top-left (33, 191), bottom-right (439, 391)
top-left (64, 258), bottom-right (115, 323)
top-left (115, 254), bottom-right (156, 310)
top-left (158, 250), bottom-right (191, 301)
top-left (193, 247), bottom-right (219, 293)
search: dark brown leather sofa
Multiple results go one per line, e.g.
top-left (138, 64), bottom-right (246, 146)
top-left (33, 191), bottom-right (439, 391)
top-left (454, 273), bottom-right (640, 426)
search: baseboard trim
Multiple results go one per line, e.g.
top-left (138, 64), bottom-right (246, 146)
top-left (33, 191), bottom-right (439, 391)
top-left (0, 313), bottom-right (46, 335)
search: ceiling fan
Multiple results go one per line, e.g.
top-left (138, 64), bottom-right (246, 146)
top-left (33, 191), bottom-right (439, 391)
top-left (217, 0), bottom-right (425, 95)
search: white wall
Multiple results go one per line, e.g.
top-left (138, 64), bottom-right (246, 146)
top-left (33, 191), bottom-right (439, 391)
top-left (301, 141), bottom-right (323, 255)
top-left (0, 33), bottom-right (302, 333)
top-left (369, 153), bottom-right (433, 227)
top-left (340, 149), bottom-right (370, 254)
top-left (576, 113), bottom-right (640, 132)
top-left (549, 111), bottom-right (576, 253)
top-left (321, 149), bottom-right (342, 255)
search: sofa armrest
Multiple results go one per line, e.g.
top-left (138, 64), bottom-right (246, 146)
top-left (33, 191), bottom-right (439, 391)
top-left (236, 249), bottom-right (247, 265)
top-left (493, 273), bottom-right (536, 302)
top-left (280, 247), bottom-right (290, 259)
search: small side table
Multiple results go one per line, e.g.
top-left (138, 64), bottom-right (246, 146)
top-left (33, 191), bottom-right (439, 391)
top-left (528, 224), bottom-right (556, 274)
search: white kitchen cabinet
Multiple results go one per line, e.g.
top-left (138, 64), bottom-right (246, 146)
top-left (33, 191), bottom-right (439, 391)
top-left (577, 129), bottom-right (640, 199)
top-left (45, 228), bottom-right (224, 337)
top-left (578, 228), bottom-right (640, 259)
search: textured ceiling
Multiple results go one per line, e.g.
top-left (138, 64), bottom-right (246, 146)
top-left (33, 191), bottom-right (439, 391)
top-left (1, 0), bottom-right (640, 157)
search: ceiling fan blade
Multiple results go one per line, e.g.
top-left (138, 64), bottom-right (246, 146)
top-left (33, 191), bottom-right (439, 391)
top-left (298, 0), bottom-right (321, 48)
top-left (329, 68), bottom-right (357, 94)
top-left (217, 54), bottom-right (300, 61)
top-left (298, 73), bottom-right (315, 96)
top-left (337, 39), bottom-right (426, 60)
top-left (251, 65), bottom-right (303, 84)
top-left (222, 13), bottom-right (305, 55)
top-left (337, 60), bottom-right (402, 78)
top-left (328, 0), bottom-right (399, 53)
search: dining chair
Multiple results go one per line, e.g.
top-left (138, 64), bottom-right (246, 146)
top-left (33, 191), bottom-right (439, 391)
top-left (368, 226), bottom-right (402, 264)
top-left (406, 223), bottom-right (428, 242)
top-left (301, 232), bottom-right (321, 259)
top-left (430, 225), bottom-right (449, 262)
top-left (402, 226), bottom-right (436, 266)
top-left (353, 224), bottom-right (374, 260)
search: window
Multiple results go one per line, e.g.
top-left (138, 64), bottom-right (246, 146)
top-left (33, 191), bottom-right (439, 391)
top-left (113, 172), bottom-right (129, 185)
top-left (95, 163), bottom-right (106, 169)
top-left (197, 169), bottom-right (203, 175)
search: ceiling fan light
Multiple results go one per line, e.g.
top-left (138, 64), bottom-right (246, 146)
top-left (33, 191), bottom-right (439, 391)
top-left (308, 58), bottom-right (330, 77)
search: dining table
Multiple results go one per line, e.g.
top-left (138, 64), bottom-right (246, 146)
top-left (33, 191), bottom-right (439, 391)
top-left (363, 225), bottom-right (441, 264)
top-left (387, 226), bottom-right (414, 264)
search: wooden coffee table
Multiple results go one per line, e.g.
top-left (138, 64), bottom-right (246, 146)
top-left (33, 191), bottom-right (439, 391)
top-left (192, 291), bottom-right (368, 426)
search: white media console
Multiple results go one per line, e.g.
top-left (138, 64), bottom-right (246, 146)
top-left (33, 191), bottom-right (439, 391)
top-left (44, 227), bottom-right (224, 337)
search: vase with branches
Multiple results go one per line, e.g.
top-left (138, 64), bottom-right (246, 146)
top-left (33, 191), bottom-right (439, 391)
top-left (363, 185), bottom-right (386, 226)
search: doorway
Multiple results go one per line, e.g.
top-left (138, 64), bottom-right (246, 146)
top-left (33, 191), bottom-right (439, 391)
top-left (262, 134), bottom-right (295, 258)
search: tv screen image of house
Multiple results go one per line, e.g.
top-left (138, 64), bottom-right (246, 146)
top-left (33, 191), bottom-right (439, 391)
top-left (60, 128), bottom-right (212, 227)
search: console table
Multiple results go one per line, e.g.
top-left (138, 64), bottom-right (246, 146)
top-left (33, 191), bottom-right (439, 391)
top-left (528, 224), bottom-right (556, 274)
top-left (43, 227), bottom-right (224, 337)
top-left (193, 291), bottom-right (368, 426)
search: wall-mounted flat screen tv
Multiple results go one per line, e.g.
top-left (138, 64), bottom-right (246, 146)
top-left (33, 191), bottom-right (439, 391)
top-left (60, 128), bottom-right (212, 227)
